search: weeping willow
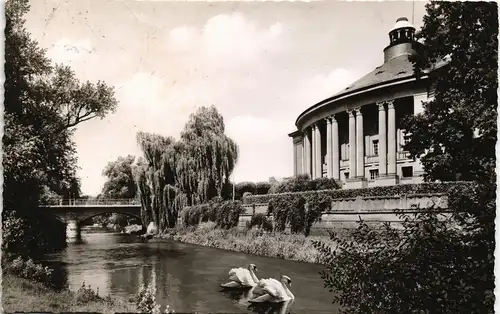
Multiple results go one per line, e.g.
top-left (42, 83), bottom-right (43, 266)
top-left (134, 106), bottom-right (238, 230)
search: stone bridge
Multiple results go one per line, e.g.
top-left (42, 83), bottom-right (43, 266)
top-left (40, 199), bottom-right (141, 241)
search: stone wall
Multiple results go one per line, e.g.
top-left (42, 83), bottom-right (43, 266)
top-left (238, 193), bottom-right (449, 236)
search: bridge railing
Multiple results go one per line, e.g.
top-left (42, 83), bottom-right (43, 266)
top-left (42, 198), bottom-right (141, 206)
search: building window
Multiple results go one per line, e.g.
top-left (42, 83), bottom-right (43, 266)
top-left (402, 166), bottom-right (413, 178)
top-left (369, 169), bottom-right (379, 180)
top-left (344, 172), bottom-right (349, 180)
top-left (372, 140), bottom-right (379, 156)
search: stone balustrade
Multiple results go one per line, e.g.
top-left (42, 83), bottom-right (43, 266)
top-left (239, 193), bottom-right (449, 233)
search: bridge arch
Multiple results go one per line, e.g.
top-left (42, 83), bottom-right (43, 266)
top-left (40, 199), bottom-right (142, 242)
top-left (79, 211), bottom-right (142, 225)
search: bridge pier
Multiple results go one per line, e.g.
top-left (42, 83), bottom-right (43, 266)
top-left (66, 220), bottom-right (82, 243)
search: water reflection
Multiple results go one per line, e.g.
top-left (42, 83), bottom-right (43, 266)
top-left (39, 231), bottom-right (338, 313)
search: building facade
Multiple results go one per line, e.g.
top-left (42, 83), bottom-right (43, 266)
top-left (289, 17), bottom-right (440, 189)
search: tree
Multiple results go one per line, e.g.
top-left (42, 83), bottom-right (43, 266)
top-left (313, 183), bottom-right (494, 313)
top-left (134, 106), bottom-right (238, 230)
top-left (3, 0), bottom-right (118, 257)
top-left (405, 1), bottom-right (497, 183)
top-left (102, 155), bottom-right (138, 199)
top-left (314, 3), bottom-right (496, 312)
top-left (176, 106), bottom-right (239, 205)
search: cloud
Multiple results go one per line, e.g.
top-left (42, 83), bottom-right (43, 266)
top-left (167, 12), bottom-right (283, 70)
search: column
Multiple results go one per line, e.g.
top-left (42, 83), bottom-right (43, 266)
top-left (302, 134), bottom-right (307, 175)
top-left (332, 115), bottom-right (340, 180)
top-left (355, 107), bottom-right (364, 178)
top-left (66, 219), bottom-right (82, 243)
top-left (293, 141), bottom-right (297, 176)
top-left (304, 129), bottom-right (311, 177)
top-left (326, 118), bottom-right (333, 178)
top-left (378, 102), bottom-right (387, 176)
top-left (387, 100), bottom-right (397, 175)
top-left (348, 109), bottom-right (356, 178)
top-left (315, 123), bottom-right (322, 178)
top-left (311, 125), bottom-right (317, 179)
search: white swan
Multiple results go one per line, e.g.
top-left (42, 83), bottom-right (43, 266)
top-left (248, 275), bottom-right (294, 303)
top-left (221, 263), bottom-right (259, 288)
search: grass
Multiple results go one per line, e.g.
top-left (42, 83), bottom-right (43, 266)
top-left (2, 275), bottom-right (137, 313)
top-left (158, 222), bottom-right (337, 264)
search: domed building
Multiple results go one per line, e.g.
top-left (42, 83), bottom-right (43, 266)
top-left (289, 17), bottom-right (447, 189)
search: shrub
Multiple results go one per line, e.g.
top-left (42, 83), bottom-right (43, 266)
top-left (76, 282), bottom-right (106, 305)
top-left (214, 200), bottom-right (245, 229)
top-left (2, 209), bottom-right (67, 257)
top-left (255, 182), bottom-right (272, 195)
top-left (5, 256), bottom-right (54, 285)
top-left (242, 192), bottom-right (253, 198)
top-left (244, 181), bottom-right (473, 205)
top-left (235, 182), bottom-right (257, 199)
top-left (268, 193), bottom-right (306, 233)
top-left (135, 282), bottom-right (174, 314)
top-left (310, 177), bottom-right (340, 191)
top-left (180, 200), bottom-right (243, 229)
top-left (247, 213), bottom-right (273, 232)
top-left (312, 181), bottom-right (494, 313)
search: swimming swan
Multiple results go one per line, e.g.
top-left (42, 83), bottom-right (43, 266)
top-left (221, 263), bottom-right (259, 288)
top-left (248, 275), bottom-right (294, 303)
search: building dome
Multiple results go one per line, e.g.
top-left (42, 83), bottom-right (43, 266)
top-left (390, 17), bottom-right (415, 32)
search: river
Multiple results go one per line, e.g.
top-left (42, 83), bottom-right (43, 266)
top-left (40, 228), bottom-right (339, 314)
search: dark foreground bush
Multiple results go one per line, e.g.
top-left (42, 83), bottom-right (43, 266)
top-left (312, 182), bottom-right (494, 313)
top-left (3, 256), bottom-right (54, 286)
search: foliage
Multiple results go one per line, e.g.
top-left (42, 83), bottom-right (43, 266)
top-left (312, 181), bottom-right (494, 313)
top-left (75, 282), bottom-right (110, 305)
top-left (214, 200), bottom-right (245, 229)
top-left (180, 199), bottom-right (244, 229)
top-left (101, 155), bottom-right (137, 199)
top-left (235, 181), bottom-right (257, 199)
top-left (3, 0), bottom-right (118, 257)
top-left (135, 106), bottom-right (238, 229)
top-left (246, 213), bottom-right (273, 232)
top-left (405, 1), bottom-right (497, 183)
top-left (244, 181), bottom-right (472, 205)
top-left (268, 174), bottom-right (339, 194)
top-left (4, 256), bottom-right (54, 285)
top-left (167, 222), bottom-right (330, 264)
top-left (303, 193), bottom-right (332, 237)
top-left (134, 282), bottom-right (174, 314)
top-left (2, 209), bottom-right (67, 257)
top-left (268, 192), bottom-right (329, 236)
top-left (255, 181), bottom-right (272, 195)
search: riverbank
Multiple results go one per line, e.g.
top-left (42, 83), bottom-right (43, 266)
top-left (156, 222), bottom-right (335, 264)
top-left (2, 275), bottom-right (137, 313)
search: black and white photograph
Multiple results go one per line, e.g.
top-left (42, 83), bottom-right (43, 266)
top-left (2, 0), bottom-right (497, 313)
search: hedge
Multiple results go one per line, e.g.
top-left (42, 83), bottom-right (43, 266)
top-left (180, 199), bottom-right (244, 229)
top-left (243, 181), bottom-right (473, 205)
top-left (267, 174), bottom-right (339, 194)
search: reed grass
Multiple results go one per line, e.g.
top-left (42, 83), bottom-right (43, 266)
top-left (160, 222), bottom-right (336, 264)
top-left (2, 275), bottom-right (137, 313)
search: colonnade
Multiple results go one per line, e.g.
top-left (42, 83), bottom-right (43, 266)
top-left (301, 100), bottom-right (398, 186)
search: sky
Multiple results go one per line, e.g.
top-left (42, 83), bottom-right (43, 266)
top-left (24, 0), bottom-right (429, 196)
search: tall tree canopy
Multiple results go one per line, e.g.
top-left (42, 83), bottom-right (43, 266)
top-left (101, 155), bottom-right (138, 199)
top-left (405, 1), bottom-right (497, 183)
top-left (3, 0), bottom-right (118, 256)
top-left (135, 106), bottom-right (238, 231)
